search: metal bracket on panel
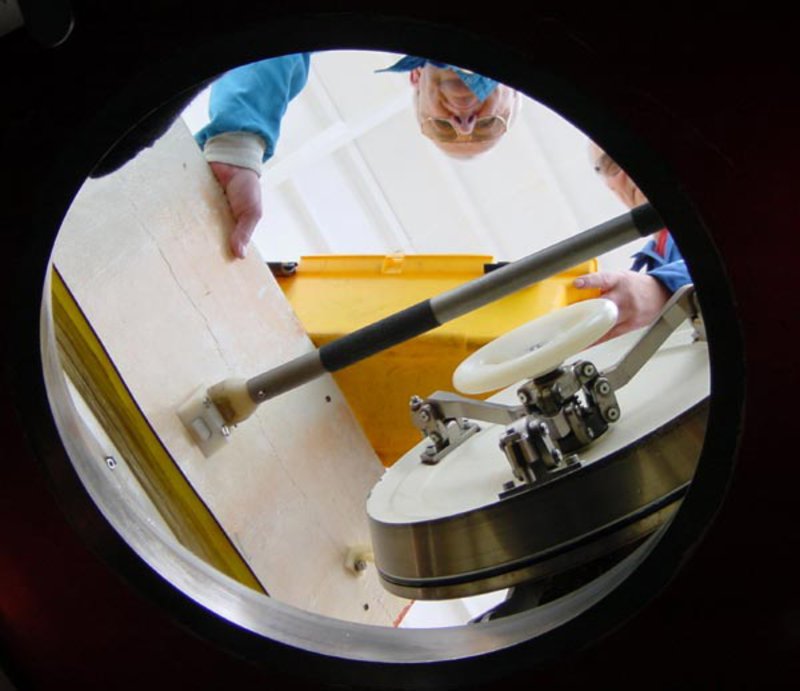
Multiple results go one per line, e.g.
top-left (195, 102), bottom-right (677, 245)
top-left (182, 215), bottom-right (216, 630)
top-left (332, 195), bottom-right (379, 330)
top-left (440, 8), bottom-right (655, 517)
top-left (177, 386), bottom-right (232, 457)
top-left (410, 394), bottom-right (483, 465)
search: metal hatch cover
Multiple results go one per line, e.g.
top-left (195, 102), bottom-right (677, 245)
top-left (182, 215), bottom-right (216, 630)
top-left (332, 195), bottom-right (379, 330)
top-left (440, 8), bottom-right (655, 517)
top-left (367, 324), bottom-right (709, 600)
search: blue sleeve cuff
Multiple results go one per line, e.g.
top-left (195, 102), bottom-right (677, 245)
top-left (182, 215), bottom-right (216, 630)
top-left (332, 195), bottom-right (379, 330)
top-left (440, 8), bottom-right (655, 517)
top-left (648, 260), bottom-right (692, 294)
top-left (195, 53), bottom-right (311, 163)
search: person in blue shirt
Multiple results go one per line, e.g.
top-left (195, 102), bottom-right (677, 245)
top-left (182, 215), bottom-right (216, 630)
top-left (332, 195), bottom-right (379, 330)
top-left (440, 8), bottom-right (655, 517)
top-left (192, 53), bottom-right (520, 258)
top-left (573, 143), bottom-right (692, 340)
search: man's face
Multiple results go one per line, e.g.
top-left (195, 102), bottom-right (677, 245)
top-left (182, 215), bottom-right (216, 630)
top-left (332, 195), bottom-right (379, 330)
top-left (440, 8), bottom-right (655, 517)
top-left (589, 143), bottom-right (648, 209)
top-left (411, 64), bottom-right (518, 158)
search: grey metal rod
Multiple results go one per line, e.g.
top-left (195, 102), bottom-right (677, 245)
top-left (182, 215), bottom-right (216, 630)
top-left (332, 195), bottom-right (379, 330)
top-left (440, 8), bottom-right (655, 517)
top-left (244, 204), bottom-right (661, 403)
top-left (248, 350), bottom-right (325, 403)
top-left (432, 210), bottom-right (648, 322)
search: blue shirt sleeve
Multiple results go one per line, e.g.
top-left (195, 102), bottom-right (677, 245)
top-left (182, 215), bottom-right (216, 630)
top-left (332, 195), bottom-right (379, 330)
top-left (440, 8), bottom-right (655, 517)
top-left (630, 232), bottom-right (692, 293)
top-left (647, 260), bottom-right (692, 293)
top-left (194, 53), bottom-right (311, 162)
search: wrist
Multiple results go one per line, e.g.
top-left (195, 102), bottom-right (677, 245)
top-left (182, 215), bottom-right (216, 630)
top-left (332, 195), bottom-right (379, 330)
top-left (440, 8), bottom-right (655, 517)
top-left (203, 132), bottom-right (265, 176)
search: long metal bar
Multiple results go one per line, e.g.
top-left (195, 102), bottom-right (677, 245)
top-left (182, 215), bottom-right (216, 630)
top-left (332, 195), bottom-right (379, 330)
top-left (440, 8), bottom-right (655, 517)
top-left (604, 284), bottom-right (698, 391)
top-left (245, 204), bottom-right (663, 404)
top-left (431, 207), bottom-right (656, 322)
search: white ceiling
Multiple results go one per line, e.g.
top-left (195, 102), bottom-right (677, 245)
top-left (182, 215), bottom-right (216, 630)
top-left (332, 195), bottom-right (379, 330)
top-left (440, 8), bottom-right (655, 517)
top-left (181, 49), bottom-right (639, 272)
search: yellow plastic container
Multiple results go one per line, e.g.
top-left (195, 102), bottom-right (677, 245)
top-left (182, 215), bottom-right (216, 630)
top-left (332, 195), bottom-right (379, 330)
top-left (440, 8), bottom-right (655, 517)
top-left (277, 254), bottom-right (599, 466)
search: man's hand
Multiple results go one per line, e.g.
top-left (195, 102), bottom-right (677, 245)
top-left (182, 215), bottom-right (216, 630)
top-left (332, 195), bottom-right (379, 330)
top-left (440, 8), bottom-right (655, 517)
top-left (573, 271), bottom-right (670, 341)
top-left (209, 162), bottom-right (262, 259)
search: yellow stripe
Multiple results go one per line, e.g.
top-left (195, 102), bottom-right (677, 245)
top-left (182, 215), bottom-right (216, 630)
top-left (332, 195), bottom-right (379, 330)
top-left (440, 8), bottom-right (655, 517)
top-left (51, 266), bottom-right (267, 594)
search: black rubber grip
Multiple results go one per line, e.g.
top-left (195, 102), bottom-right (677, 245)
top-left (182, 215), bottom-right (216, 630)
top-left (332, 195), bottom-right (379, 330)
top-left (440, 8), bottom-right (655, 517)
top-left (319, 301), bottom-right (440, 372)
top-left (631, 203), bottom-right (665, 236)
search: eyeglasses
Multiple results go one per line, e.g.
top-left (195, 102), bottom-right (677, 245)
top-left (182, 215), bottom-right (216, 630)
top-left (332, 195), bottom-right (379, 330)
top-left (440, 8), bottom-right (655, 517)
top-left (420, 114), bottom-right (509, 143)
top-left (593, 154), bottom-right (622, 177)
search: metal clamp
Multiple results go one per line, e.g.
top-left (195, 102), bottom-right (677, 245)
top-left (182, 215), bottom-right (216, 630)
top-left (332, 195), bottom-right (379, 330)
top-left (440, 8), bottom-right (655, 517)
top-left (409, 394), bottom-right (483, 465)
top-left (499, 357), bottom-right (617, 491)
top-left (409, 284), bottom-right (703, 494)
top-left (605, 284), bottom-right (702, 391)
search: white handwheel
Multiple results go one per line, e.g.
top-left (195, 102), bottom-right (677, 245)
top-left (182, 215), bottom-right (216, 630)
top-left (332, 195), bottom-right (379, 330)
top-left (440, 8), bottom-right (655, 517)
top-left (453, 299), bottom-right (618, 394)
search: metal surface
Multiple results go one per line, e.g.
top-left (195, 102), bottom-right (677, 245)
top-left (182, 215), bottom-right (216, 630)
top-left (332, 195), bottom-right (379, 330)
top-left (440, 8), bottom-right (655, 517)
top-left (407, 292), bottom-right (700, 488)
top-left (605, 284), bottom-right (701, 390)
top-left (429, 208), bottom-right (651, 322)
top-left (368, 323), bottom-right (709, 600)
top-left (498, 359), bottom-right (619, 486)
top-left (248, 349), bottom-right (325, 402)
top-left (410, 394), bottom-right (483, 464)
top-left (371, 402), bottom-right (707, 599)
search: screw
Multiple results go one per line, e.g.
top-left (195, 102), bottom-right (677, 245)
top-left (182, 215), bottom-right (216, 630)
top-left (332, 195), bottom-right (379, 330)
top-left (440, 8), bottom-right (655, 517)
top-left (551, 448), bottom-right (563, 463)
top-left (354, 559), bottom-right (368, 572)
top-left (606, 406), bottom-right (620, 422)
top-left (419, 408), bottom-right (431, 422)
top-left (597, 380), bottom-right (611, 396)
top-left (104, 456), bottom-right (117, 470)
top-left (581, 362), bottom-right (596, 378)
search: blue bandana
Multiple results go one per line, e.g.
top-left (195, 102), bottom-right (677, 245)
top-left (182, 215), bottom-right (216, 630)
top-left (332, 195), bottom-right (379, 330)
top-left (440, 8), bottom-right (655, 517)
top-left (376, 55), bottom-right (499, 102)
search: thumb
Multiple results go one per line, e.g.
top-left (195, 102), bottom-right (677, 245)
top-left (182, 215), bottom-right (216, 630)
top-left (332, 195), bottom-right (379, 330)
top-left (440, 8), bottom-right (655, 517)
top-left (573, 271), bottom-right (618, 293)
top-left (229, 215), bottom-right (258, 259)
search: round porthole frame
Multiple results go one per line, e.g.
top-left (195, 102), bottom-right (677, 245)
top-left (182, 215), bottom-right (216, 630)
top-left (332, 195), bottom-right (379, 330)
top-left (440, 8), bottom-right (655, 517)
top-left (10, 10), bottom-right (743, 690)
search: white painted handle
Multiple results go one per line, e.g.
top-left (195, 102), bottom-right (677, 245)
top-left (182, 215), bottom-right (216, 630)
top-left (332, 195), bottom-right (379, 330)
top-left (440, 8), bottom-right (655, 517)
top-left (453, 299), bottom-right (618, 394)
